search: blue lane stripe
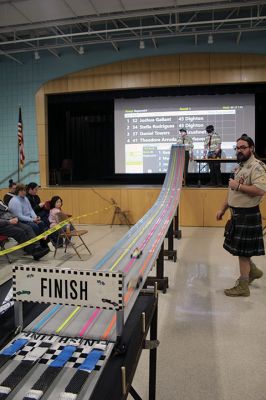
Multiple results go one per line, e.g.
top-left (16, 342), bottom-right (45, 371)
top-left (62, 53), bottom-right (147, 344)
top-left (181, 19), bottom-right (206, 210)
top-left (50, 345), bottom-right (76, 368)
top-left (78, 349), bottom-right (103, 372)
top-left (1, 339), bottom-right (28, 356)
top-left (32, 304), bottom-right (61, 332)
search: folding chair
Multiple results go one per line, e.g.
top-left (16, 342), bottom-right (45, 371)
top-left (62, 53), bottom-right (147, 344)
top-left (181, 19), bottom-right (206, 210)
top-left (54, 213), bottom-right (92, 260)
top-left (0, 235), bottom-right (12, 263)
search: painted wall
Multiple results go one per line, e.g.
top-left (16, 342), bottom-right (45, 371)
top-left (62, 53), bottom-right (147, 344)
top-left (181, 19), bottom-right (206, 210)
top-left (1, 36), bottom-right (266, 188)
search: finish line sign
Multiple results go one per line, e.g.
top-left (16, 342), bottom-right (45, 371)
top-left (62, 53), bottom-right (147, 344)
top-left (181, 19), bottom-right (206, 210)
top-left (13, 265), bottom-right (124, 310)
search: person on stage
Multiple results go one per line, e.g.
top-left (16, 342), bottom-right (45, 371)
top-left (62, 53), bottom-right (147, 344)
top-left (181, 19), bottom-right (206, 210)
top-left (177, 128), bottom-right (194, 185)
top-left (203, 124), bottom-right (222, 186)
top-left (216, 134), bottom-right (266, 297)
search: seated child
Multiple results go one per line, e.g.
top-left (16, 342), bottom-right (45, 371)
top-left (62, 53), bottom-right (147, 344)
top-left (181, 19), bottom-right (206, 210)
top-left (49, 196), bottom-right (73, 247)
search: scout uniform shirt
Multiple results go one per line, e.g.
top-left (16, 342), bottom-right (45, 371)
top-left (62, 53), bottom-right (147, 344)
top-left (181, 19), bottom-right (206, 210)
top-left (228, 154), bottom-right (266, 207)
top-left (176, 134), bottom-right (194, 152)
top-left (204, 132), bottom-right (221, 155)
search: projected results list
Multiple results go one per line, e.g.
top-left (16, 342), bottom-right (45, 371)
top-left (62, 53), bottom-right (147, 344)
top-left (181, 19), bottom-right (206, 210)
top-left (125, 114), bottom-right (176, 145)
top-left (124, 109), bottom-right (237, 173)
top-left (124, 109), bottom-right (236, 145)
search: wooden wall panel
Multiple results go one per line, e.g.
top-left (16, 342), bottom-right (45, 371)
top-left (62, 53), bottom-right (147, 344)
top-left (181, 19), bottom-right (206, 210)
top-left (150, 55), bottom-right (180, 87)
top-left (210, 54), bottom-right (241, 83)
top-left (92, 63), bottom-right (122, 90)
top-left (35, 88), bottom-right (46, 125)
top-left (180, 54), bottom-right (210, 85)
top-left (43, 77), bottom-right (68, 94)
top-left (37, 124), bottom-right (48, 157)
top-left (180, 189), bottom-right (204, 226)
top-left (202, 189), bottom-right (230, 227)
top-left (39, 155), bottom-right (49, 187)
top-left (68, 69), bottom-right (95, 92)
top-left (121, 58), bottom-right (151, 88)
top-left (0, 189), bottom-right (6, 200)
top-left (120, 188), bottom-right (160, 223)
top-left (241, 54), bottom-right (266, 83)
top-left (85, 188), bottom-right (121, 225)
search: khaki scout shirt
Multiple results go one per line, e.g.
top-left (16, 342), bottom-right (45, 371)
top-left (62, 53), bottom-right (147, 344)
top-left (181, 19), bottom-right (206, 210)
top-left (204, 132), bottom-right (221, 153)
top-left (176, 134), bottom-right (194, 152)
top-left (228, 154), bottom-right (266, 207)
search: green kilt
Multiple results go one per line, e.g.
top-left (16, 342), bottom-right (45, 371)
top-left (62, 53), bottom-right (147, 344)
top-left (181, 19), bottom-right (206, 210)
top-left (223, 206), bottom-right (265, 257)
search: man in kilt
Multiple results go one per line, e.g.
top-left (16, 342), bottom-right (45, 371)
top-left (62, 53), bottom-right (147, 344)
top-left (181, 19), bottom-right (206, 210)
top-left (216, 134), bottom-right (266, 297)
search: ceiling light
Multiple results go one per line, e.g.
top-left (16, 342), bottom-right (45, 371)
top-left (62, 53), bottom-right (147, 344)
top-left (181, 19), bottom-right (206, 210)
top-left (139, 40), bottom-right (145, 50)
top-left (79, 45), bottom-right (84, 55)
top-left (207, 34), bottom-right (214, 44)
top-left (34, 51), bottom-right (40, 60)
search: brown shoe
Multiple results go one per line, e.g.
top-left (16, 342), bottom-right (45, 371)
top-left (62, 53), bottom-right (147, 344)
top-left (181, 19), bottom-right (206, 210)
top-left (224, 279), bottom-right (250, 297)
top-left (249, 261), bottom-right (263, 284)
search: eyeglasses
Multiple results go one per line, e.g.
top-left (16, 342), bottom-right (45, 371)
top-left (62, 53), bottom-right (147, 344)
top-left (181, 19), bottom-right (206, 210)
top-left (236, 145), bottom-right (250, 151)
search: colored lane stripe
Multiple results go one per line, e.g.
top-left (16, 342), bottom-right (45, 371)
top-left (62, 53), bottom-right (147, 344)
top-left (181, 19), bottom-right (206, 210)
top-left (55, 306), bottom-right (81, 334)
top-left (101, 314), bottom-right (116, 340)
top-left (31, 304), bottom-right (62, 332)
top-left (79, 308), bottom-right (101, 337)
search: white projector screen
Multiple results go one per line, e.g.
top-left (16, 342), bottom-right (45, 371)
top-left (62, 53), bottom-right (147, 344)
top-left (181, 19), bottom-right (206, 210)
top-left (114, 94), bottom-right (255, 174)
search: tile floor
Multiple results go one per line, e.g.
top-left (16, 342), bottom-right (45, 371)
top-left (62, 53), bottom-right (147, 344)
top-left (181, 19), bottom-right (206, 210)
top-left (1, 225), bottom-right (266, 400)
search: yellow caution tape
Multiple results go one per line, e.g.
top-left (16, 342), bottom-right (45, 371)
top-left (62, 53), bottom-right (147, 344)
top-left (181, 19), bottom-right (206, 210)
top-left (0, 205), bottom-right (114, 256)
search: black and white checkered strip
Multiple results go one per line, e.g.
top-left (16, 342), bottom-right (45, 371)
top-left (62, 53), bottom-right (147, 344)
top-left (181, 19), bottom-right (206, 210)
top-left (0, 336), bottom-right (58, 399)
top-left (13, 337), bottom-right (109, 369)
top-left (14, 266), bottom-right (124, 279)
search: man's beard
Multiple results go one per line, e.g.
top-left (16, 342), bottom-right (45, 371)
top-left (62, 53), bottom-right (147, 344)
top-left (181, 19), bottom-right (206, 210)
top-left (237, 152), bottom-right (251, 163)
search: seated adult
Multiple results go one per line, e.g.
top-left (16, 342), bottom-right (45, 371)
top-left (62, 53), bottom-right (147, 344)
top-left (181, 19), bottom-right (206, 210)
top-left (3, 179), bottom-right (16, 206)
top-left (0, 201), bottom-right (49, 260)
top-left (8, 183), bottom-right (49, 249)
top-left (26, 182), bottom-right (50, 228)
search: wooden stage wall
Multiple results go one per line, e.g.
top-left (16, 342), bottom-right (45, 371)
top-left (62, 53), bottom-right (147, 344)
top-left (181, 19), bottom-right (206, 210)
top-left (1, 187), bottom-right (266, 227)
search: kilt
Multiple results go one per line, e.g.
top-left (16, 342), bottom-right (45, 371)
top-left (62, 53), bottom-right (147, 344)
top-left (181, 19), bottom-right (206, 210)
top-left (223, 206), bottom-right (265, 257)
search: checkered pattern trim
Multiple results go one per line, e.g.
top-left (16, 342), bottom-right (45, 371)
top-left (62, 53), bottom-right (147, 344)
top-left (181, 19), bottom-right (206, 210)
top-left (13, 341), bottom-right (107, 370)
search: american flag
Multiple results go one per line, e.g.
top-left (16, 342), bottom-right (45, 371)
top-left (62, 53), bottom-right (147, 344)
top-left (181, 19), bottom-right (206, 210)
top-left (18, 107), bottom-right (25, 170)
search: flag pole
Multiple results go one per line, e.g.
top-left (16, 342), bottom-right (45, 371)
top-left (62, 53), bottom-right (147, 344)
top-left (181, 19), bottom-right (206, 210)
top-left (18, 135), bottom-right (20, 182)
top-left (18, 106), bottom-right (20, 182)
top-left (17, 106), bottom-right (25, 181)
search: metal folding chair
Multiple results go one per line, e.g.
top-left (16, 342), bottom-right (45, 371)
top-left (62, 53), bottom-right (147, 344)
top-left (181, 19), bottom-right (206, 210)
top-left (53, 213), bottom-right (92, 260)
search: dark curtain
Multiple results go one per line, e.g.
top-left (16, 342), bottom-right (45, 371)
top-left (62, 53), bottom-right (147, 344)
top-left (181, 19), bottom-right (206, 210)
top-left (48, 100), bottom-right (114, 183)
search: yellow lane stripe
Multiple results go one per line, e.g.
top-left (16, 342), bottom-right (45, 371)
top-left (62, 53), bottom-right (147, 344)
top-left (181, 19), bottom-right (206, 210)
top-left (55, 306), bottom-right (81, 334)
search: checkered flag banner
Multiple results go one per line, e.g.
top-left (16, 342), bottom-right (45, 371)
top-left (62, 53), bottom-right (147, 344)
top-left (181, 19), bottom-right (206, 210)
top-left (18, 107), bottom-right (25, 170)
